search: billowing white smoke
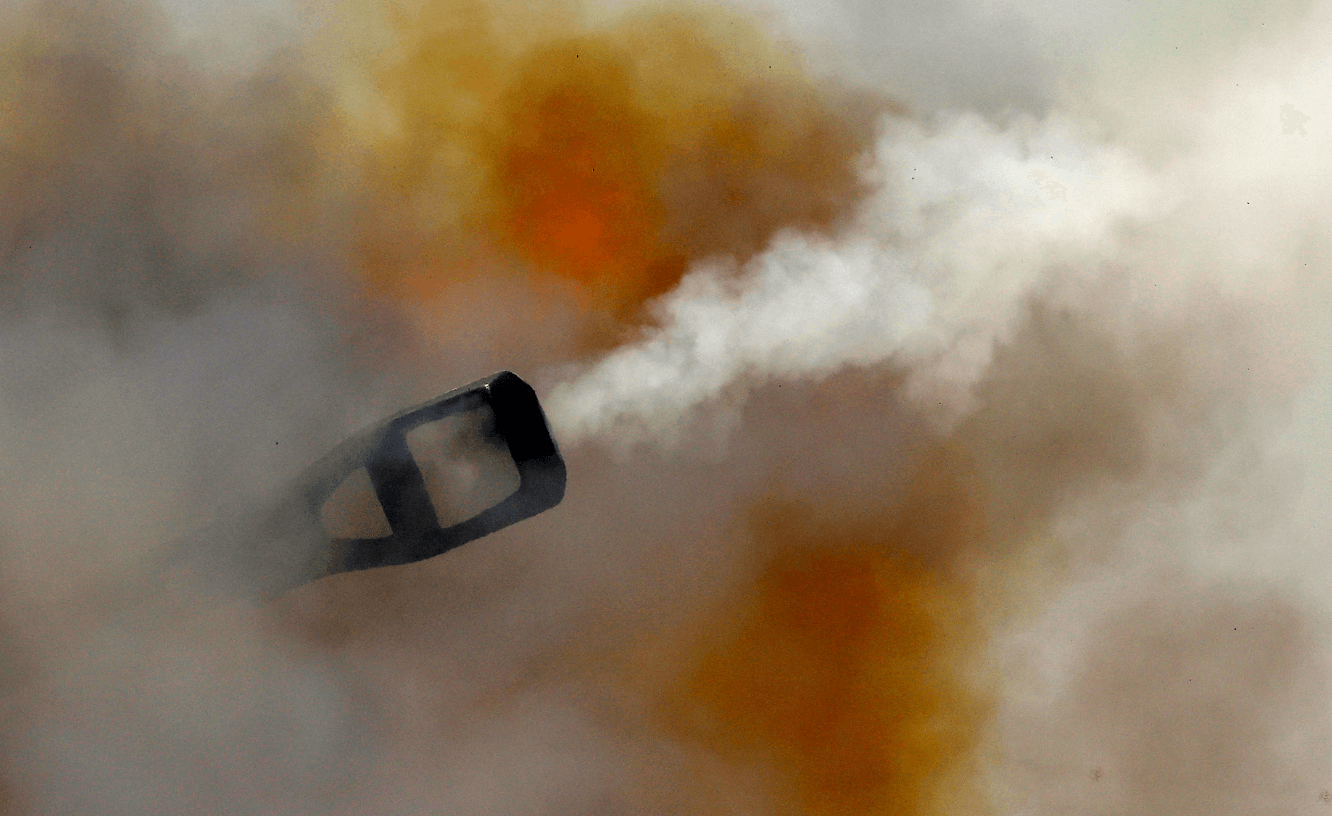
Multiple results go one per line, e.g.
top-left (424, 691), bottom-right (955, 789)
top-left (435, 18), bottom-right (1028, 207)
top-left (547, 0), bottom-right (1332, 812)
top-left (548, 112), bottom-right (1165, 447)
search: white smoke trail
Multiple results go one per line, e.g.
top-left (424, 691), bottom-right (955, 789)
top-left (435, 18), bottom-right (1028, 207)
top-left (547, 112), bottom-right (1166, 448)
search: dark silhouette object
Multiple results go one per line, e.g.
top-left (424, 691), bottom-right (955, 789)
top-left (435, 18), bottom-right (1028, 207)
top-left (172, 371), bottom-right (566, 600)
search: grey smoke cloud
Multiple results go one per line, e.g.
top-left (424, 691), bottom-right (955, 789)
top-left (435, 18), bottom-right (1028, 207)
top-left (0, 3), bottom-right (405, 812)
top-left (4, 0), bottom-right (1332, 812)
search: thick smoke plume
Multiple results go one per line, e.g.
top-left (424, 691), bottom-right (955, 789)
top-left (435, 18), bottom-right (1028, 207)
top-left (547, 112), bottom-right (1163, 446)
top-left (2, 0), bottom-right (1332, 813)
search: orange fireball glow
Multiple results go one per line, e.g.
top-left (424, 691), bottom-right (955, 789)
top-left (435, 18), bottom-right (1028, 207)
top-left (332, 0), bottom-right (882, 317)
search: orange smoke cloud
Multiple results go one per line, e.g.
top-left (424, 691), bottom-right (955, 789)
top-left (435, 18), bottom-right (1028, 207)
top-left (667, 447), bottom-right (992, 815)
top-left (485, 38), bottom-right (665, 301)
top-left (336, 0), bottom-right (883, 316)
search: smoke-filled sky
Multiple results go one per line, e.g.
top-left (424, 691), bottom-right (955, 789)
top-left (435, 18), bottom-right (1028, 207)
top-left (2, 0), bottom-right (1332, 812)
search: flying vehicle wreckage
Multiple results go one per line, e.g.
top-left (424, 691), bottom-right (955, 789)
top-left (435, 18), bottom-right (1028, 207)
top-left (164, 371), bottom-right (566, 601)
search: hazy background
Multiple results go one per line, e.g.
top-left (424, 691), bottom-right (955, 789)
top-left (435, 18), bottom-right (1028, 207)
top-left (0, 0), bottom-right (1330, 812)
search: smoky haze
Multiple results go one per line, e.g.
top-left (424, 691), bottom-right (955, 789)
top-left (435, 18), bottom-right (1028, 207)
top-left (1, 0), bottom-right (1331, 813)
